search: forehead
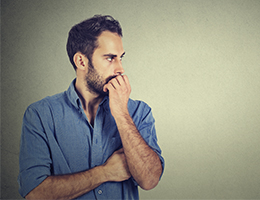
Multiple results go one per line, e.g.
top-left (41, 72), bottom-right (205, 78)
top-left (94, 31), bottom-right (124, 55)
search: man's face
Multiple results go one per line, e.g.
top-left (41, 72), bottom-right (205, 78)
top-left (85, 31), bottom-right (125, 96)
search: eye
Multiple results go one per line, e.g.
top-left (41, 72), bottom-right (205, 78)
top-left (107, 57), bottom-right (113, 62)
top-left (120, 55), bottom-right (124, 61)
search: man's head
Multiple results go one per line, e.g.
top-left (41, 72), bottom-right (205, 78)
top-left (66, 15), bottom-right (123, 71)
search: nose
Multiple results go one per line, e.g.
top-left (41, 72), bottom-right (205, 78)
top-left (114, 59), bottom-right (125, 75)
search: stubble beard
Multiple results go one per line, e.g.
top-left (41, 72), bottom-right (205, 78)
top-left (85, 60), bottom-right (116, 96)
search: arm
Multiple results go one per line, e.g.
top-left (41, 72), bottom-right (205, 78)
top-left (26, 148), bottom-right (130, 200)
top-left (104, 75), bottom-right (162, 190)
top-left (26, 165), bottom-right (105, 200)
top-left (115, 114), bottom-right (162, 190)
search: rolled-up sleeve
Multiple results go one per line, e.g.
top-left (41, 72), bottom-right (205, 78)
top-left (18, 105), bottom-right (52, 198)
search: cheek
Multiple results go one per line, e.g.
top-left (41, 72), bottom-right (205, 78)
top-left (101, 64), bottom-right (115, 77)
top-left (92, 58), bottom-right (115, 78)
top-left (94, 59), bottom-right (110, 73)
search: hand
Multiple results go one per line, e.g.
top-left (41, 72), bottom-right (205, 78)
top-left (103, 148), bottom-right (131, 182)
top-left (103, 75), bottom-right (131, 118)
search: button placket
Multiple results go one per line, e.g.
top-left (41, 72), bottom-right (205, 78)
top-left (91, 107), bottom-right (104, 168)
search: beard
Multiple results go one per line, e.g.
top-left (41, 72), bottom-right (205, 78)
top-left (85, 60), bottom-right (116, 96)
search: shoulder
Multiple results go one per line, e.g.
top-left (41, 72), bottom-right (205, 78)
top-left (128, 98), bottom-right (154, 126)
top-left (25, 92), bottom-right (67, 116)
top-left (128, 98), bottom-right (152, 113)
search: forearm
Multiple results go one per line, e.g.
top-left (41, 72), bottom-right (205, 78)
top-left (26, 165), bottom-right (107, 200)
top-left (115, 113), bottom-right (162, 190)
top-left (104, 74), bottom-right (162, 189)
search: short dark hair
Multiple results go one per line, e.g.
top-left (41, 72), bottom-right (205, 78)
top-left (66, 15), bottom-right (123, 70)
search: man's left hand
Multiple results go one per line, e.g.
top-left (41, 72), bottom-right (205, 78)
top-left (103, 75), bottom-right (131, 118)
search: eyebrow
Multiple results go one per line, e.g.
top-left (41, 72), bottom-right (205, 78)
top-left (103, 52), bottom-right (125, 58)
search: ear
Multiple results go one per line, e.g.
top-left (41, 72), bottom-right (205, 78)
top-left (73, 52), bottom-right (88, 71)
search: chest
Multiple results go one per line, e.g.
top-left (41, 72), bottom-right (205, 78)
top-left (47, 107), bottom-right (122, 174)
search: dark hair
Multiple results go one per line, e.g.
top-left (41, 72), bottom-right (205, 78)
top-left (66, 15), bottom-right (123, 70)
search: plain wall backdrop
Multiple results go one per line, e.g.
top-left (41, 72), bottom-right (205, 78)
top-left (1, 0), bottom-right (260, 199)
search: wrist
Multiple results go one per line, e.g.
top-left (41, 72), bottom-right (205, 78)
top-left (113, 109), bottom-right (130, 122)
top-left (89, 165), bottom-right (108, 184)
top-left (100, 163), bottom-right (110, 182)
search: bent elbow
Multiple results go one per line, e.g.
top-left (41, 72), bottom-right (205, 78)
top-left (140, 177), bottom-right (160, 191)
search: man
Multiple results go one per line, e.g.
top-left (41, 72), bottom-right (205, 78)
top-left (18, 15), bottom-right (164, 199)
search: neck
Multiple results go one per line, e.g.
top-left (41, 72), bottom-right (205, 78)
top-left (75, 78), bottom-right (104, 126)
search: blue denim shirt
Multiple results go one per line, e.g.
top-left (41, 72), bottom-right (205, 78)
top-left (18, 79), bottom-right (164, 199)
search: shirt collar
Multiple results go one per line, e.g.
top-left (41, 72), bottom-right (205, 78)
top-left (66, 79), bottom-right (80, 109)
top-left (66, 78), bottom-right (110, 113)
top-left (100, 95), bottom-right (110, 113)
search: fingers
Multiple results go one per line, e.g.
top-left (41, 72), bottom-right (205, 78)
top-left (103, 81), bottom-right (114, 92)
top-left (109, 75), bottom-right (123, 88)
top-left (104, 75), bottom-right (130, 92)
top-left (103, 75), bottom-right (131, 118)
top-left (103, 148), bottom-right (131, 182)
top-left (103, 76), bottom-right (120, 92)
top-left (121, 75), bottom-right (131, 92)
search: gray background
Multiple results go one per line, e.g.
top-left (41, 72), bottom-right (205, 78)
top-left (1, 0), bottom-right (260, 199)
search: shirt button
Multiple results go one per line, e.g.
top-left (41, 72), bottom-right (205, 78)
top-left (98, 190), bottom-right (102, 195)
